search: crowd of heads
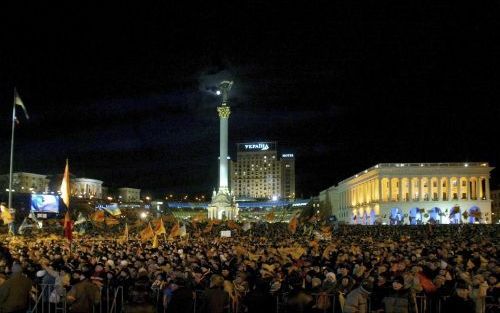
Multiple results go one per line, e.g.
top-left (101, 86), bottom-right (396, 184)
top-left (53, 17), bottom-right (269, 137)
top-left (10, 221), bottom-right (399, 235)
top-left (0, 221), bottom-right (499, 312)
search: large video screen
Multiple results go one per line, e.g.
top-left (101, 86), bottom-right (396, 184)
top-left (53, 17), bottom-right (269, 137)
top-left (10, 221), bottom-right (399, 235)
top-left (31, 195), bottom-right (60, 213)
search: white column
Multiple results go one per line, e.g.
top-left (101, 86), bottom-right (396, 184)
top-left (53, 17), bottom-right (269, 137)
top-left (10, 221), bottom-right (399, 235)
top-left (218, 107), bottom-right (230, 191)
top-left (389, 179), bottom-right (393, 202)
top-left (377, 179), bottom-right (382, 201)
top-left (409, 178), bottom-right (413, 201)
top-left (398, 177), bottom-right (403, 202)
top-left (428, 177), bottom-right (433, 200)
top-left (478, 177), bottom-right (483, 199)
top-left (420, 178), bottom-right (424, 201)
top-left (438, 177), bottom-right (443, 201)
top-left (465, 176), bottom-right (470, 200)
top-left (447, 177), bottom-right (452, 202)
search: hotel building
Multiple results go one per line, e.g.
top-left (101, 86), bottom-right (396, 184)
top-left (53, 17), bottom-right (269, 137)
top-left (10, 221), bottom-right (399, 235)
top-left (319, 162), bottom-right (494, 224)
top-left (230, 142), bottom-right (295, 200)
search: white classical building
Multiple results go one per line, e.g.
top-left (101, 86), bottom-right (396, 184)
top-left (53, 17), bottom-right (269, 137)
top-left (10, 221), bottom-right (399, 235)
top-left (319, 162), bottom-right (494, 225)
top-left (118, 187), bottom-right (141, 202)
top-left (0, 172), bottom-right (49, 193)
top-left (71, 178), bottom-right (103, 199)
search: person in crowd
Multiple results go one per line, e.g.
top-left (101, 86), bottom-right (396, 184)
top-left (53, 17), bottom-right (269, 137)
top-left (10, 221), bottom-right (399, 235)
top-left (443, 280), bottom-right (476, 313)
top-left (0, 221), bottom-right (498, 313)
top-left (0, 263), bottom-right (33, 313)
top-left (66, 267), bottom-right (101, 313)
top-left (165, 277), bottom-right (194, 313)
top-left (344, 276), bottom-right (375, 313)
top-left (202, 274), bottom-right (230, 313)
top-left (382, 276), bottom-right (417, 313)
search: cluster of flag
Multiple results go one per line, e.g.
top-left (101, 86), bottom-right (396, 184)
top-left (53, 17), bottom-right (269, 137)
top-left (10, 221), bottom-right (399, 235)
top-left (139, 217), bottom-right (187, 248)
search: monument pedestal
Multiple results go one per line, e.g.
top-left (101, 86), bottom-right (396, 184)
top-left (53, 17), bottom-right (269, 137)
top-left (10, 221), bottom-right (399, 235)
top-left (208, 189), bottom-right (238, 220)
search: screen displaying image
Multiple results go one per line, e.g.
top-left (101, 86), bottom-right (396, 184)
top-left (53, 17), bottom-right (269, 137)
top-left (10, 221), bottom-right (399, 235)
top-left (31, 195), bottom-right (60, 213)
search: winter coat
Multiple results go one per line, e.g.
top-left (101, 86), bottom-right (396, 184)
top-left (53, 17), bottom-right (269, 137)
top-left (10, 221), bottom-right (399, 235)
top-left (0, 272), bottom-right (33, 313)
top-left (443, 295), bottom-right (475, 313)
top-left (66, 279), bottom-right (101, 313)
top-left (343, 286), bottom-right (370, 313)
top-left (382, 288), bottom-right (417, 313)
top-left (203, 287), bottom-right (230, 313)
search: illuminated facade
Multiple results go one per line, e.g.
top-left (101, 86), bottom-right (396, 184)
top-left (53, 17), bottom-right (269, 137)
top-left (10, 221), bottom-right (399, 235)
top-left (230, 142), bottom-right (295, 199)
top-left (71, 178), bottom-right (103, 199)
top-left (118, 187), bottom-right (141, 202)
top-left (319, 163), bottom-right (494, 224)
top-left (491, 189), bottom-right (500, 224)
top-left (0, 172), bottom-right (49, 193)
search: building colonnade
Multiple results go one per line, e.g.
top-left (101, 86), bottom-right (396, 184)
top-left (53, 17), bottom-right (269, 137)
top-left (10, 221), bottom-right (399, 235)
top-left (339, 175), bottom-right (490, 210)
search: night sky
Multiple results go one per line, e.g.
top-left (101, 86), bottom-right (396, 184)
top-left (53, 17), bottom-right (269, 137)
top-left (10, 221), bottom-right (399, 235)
top-left (1, 2), bottom-right (499, 198)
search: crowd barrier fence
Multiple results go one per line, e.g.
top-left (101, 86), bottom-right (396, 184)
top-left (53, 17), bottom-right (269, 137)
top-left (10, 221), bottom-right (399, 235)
top-left (28, 284), bottom-right (123, 313)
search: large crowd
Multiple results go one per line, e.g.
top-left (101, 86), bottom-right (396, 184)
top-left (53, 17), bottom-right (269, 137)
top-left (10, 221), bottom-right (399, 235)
top-left (0, 222), bottom-right (499, 313)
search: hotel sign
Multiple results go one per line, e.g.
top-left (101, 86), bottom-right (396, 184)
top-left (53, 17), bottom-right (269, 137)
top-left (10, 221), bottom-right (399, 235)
top-left (239, 142), bottom-right (276, 152)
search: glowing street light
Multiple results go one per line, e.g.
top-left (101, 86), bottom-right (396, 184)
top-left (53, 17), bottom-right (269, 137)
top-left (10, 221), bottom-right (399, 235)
top-left (216, 90), bottom-right (221, 95)
top-left (140, 212), bottom-right (148, 219)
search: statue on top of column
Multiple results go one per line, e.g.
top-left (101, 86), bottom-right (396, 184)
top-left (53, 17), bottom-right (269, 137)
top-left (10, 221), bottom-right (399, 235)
top-left (218, 80), bottom-right (233, 105)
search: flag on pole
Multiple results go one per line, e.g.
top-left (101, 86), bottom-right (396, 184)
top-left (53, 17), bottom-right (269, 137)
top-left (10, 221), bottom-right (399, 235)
top-left (91, 211), bottom-right (105, 223)
top-left (0, 204), bottom-right (14, 225)
top-left (140, 223), bottom-right (155, 241)
top-left (152, 235), bottom-right (159, 248)
top-left (60, 159), bottom-right (70, 209)
top-left (63, 212), bottom-right (73, 242)
top-left (169, 222), bottom-right (180, 238)
top-left (18, 218), bottom-right (29, 235)
top-left (288, 215), bottom-right (298, 234)
top-left (74, 213), bottom-right (87, 225)
top-left (14, 88), bottom-right (29, 120)
top-left (103, 203), bottom-right (121, 216)
top-left (153, 218), bottom-right (166, 235)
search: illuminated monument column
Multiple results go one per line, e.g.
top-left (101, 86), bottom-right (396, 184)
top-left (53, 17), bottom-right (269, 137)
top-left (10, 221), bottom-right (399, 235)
top-left (207, 81), bottom-right (239, 220)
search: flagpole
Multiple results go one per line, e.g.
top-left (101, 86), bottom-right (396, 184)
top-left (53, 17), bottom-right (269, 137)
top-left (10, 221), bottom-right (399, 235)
top-left (8, 88), bottom-right (17, 211)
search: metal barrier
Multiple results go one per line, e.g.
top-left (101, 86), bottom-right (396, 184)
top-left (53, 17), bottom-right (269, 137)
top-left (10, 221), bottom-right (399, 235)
top-left (272, 292), bottom-right (467, 313)
top-left (29, 284), bottom-right (123, 313)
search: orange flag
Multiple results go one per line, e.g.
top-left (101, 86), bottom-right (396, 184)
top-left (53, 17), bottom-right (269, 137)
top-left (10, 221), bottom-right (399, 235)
top-left (288, 216), bottom-right (298, 234)
top-left (60, 159), bottom-right (70, 209)
top-left (92, 211), bottom-right (105, 223)
top-left (203, 220), bottom-right (214, 234)
top-left (153, 218), bottom-right (166, 235)
top-left (140, 222), bottom-right (155, 241)
top-left (169, 222), bottom-right (180, 238)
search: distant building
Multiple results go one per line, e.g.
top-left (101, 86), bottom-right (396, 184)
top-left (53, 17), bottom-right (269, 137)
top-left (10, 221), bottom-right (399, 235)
top-left (319, 162), bottom-right (494, 224)
top-left (72, 178), bottom-right (103, 199)
top-left (491, 188), bottom-right (500, 224)
top-left (0, 172), bottom-right (49, 193)
top-left (118, 187), bottom-right (141, 202)
top-left (230, 142), bottom-right (295, 200)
